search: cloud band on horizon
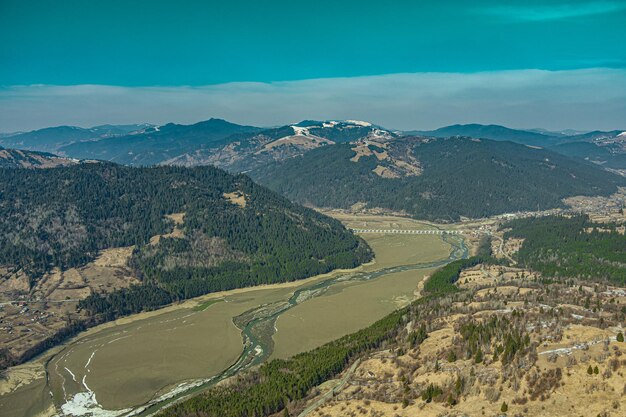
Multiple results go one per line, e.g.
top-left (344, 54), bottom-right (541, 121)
top-left (477, 1), bottom-right (626, 21)
top-left (1, 68), bottom-right (625, 133)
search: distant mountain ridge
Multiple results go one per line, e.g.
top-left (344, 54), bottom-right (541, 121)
top-left (408, 124), bottom-right (626, 169)
top-left (59, 118), bottom-right (262, 165)
top-left (3, 119), bottom-right (625, 170)
top-left (0, 124), bottom-right (153, 152)
top-left (410, 124), bottom-right (559, 146)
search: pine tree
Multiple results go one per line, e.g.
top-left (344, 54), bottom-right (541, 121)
top-left (474, 348), bottom-right (483, 364)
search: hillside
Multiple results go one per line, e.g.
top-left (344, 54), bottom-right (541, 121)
top-left (550, 133), bottom-right (626, 169)
top-left (413, 124), bottom-right (626, 169)
top-left (0, 163), bottom-right (370, 366)
top-left (0, 146), bottom-right (78, 168)
top-left (251, 137), bottom-right (624, 221)
top-left (550, 141), bottom-right (626, 169)
top-left (412, 124), bottom-right (559, 146)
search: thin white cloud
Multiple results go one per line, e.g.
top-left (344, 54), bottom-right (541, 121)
top-left (478, 1), bottom-right (626, 21)
top-left (1, 68), bottom-right (625, 132)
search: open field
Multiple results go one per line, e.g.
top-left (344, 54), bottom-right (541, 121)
top-left (272, 267), bottom-right (439, 359)
top-left (323, 212), bottom-right (437, 232)
top-left (47, 299), bottom-right (247, 410)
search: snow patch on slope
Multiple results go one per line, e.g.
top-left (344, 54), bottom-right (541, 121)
top-left (345, 120), bottom-right (372, 127)
top-left (291, 125), bottom-right (309, 136)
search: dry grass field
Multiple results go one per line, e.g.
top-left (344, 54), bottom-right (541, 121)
top-left (273, 231), bottom-right (452, 358)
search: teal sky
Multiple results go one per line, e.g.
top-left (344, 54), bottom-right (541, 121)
top-left (1, 1), bottom-right (625, 131)
top-left (1, 0), bottom-right (625, 85)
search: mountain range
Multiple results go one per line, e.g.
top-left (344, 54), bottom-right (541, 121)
top-left (2, 120), bottom-right (624, 170)
top-left (2, 118), bottom-right (624, 221)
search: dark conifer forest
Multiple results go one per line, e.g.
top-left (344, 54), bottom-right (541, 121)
top-left (251, 138), bottom-right (622, 221)
top-left (502, 215), bottom-right (626, 285)
top-left (0, 163), bottom-right (371, 318)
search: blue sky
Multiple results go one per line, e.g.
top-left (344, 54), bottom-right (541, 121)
top-left (1, 0), bottom-right (625, 131)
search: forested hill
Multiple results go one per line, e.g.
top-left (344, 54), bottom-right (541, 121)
top-left (0, 146), bottom-right (77, 169)
top-left (0, 163), bottom-right (370, 317)
top-left (502, 215), bottom-right (626, 285)
top-left (251, 137), bottom-right (623, 221)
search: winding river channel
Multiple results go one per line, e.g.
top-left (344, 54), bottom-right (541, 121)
top-left (133, 232), bottom-right (467, 417)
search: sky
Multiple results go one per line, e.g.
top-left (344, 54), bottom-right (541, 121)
top-left (1, 0), bottom-right (625, 131)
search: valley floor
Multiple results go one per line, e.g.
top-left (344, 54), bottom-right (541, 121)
top-left (0, 214), bottom-right (460, 417)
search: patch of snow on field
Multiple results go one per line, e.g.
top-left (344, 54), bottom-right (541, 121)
top-left (64, 367), bottom-right (77, 382)
top-left (61, 391), bottom-right (131, 417)
top-left (85, 350), bottom-right (97, 368)
top-left (60, 374), bottom-right (132, 417)
top-left (106, 335), bottom-right (130, 345)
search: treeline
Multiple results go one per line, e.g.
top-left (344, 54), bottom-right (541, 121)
top-left (423, 236), bottom-right (498, 295)
top-left (252, 137), bottom-right (622, 221)
top-left (0, 163), bottom-right (371, 318)
top-left (80, 238), bottom-right (370, 319)
top-left (422, 257), bottom-right (483, 295)
top-left (503, 215), bottom-right (626, 285)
